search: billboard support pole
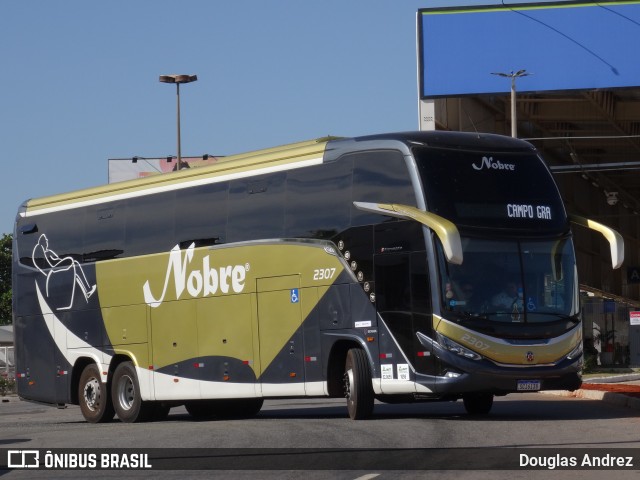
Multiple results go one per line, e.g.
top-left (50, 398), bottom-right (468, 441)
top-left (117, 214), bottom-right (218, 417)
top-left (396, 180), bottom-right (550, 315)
top-left (491, 70), bottom-right (531, 138)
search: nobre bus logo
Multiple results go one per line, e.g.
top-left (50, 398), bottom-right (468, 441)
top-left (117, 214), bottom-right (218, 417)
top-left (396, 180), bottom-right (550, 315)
top-left (143, 243), bottom-right (247, 308)
top-left (472, 156), bottom-right (515, 171)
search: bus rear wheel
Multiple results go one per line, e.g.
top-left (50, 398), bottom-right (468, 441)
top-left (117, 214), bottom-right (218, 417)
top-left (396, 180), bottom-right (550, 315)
top-left (343, 348), bottom-right (374, 420)
top-left (111, 361), bottom-right (153, 422)
top-left (78, 363), bottom-right (115, 423)
top-left (462, 393), bottom-right (494, 415)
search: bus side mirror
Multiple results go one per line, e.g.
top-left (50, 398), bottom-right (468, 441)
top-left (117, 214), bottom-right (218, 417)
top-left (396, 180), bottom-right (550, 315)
top-left (353, 201), bottom-right (463, 265)
top-left (569, 214), bottom-right (624, 269)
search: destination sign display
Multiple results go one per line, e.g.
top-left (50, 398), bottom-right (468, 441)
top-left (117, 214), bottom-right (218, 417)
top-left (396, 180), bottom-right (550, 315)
top-left (507, 204), bottom-right (552, 220)
top-left (415, 148), bottom-right (566, 231)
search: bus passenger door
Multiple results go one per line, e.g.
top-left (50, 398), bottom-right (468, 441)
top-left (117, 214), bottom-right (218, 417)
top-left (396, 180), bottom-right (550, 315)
top-left (256, 275), bottom-right (305, 396)
top-left (374, 251), bottom-right (434, 388)
top-left (374, 252), bottom-right (416, 394)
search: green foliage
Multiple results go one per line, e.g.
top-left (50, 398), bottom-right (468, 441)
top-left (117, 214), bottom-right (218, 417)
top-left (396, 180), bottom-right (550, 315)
top-left (0, 375), bottom-right (16, 396)
top-left (583, 354), bottom-right (598, 374)
top-left (0, 233), bottom-right (11, 325)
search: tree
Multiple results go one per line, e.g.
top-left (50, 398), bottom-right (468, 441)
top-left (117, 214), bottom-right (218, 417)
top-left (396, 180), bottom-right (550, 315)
top-left (0, 233), bottom-right (11, 325)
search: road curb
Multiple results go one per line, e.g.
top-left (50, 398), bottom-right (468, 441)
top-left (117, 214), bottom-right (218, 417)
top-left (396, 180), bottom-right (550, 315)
top-left (540, 388), bottom-right (640, 410)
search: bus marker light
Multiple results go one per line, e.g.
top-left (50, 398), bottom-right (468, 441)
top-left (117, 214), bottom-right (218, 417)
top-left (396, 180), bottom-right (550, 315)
top-left (223, 375), bottom-right (230, 381)
top-left (380, 353), bottom-right (393, 359)
top-left (289, 372), bottom-right (297, 378)
top-left (417, 351), bottom-right (430, 357)
top-left (173, 378), bottom-right (179, 383)
top-left (194, 362), bottom-right (204, 368)
top-left (305, 356), bottom-right (317, 362)
top-left (366, 337), bottom-right (375, 342)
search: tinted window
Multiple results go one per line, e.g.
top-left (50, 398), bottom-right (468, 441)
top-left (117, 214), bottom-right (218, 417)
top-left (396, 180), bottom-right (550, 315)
top-left (415, 147), bottom-right (566, 231)
top-left (125, 190), bottom-right (176, 256)
top-left (18, 210), bottom-right (83, 268)
top-left (227, 172), bottom-right (285, 243)
top-left (351, 150), bottom-right (416, 226)
top-left (285, 161), bottom-right (352, 239)
top-left (175, 183), bottom-right (228, 248)
top-left (83, 203), bottom-right (125, 261)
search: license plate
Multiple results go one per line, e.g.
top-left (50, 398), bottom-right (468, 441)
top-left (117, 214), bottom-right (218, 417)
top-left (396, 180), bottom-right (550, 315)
top-left (517, 380), bottom-right (541, 391)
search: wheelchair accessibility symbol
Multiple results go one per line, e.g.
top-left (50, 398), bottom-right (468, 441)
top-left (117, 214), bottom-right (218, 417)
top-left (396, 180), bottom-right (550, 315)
top-left (290, 288), bottom-right (299, 304)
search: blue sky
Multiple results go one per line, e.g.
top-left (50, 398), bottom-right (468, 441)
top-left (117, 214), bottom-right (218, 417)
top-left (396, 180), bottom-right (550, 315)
top-left (0, 1), bottom-right (429, 233)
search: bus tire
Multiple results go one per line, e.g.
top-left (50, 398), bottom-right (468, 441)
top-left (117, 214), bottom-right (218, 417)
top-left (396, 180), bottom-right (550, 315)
top-left (463, 393), bottom-right (494, 415)
top-left (343, 348), bottom-right (374, 420)
top-left (111, 361), bottom-right (152, 423)
top-left (78, 363), bottom-right (115, 423)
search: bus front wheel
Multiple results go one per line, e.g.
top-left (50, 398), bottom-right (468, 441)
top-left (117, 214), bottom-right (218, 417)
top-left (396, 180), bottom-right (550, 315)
top-left (462, 393), bottom-right (494, 415)
top-left (343, 348), bottom-right (374, 420)
top-left (111, 361), bottom-right (152, 422)
top-left (78, 363), bottom-right (115, 423)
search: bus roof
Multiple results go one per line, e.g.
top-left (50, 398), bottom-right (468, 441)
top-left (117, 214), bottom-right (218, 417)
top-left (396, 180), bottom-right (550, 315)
top-left (20, 137), bottom-right (335, 218)
top-left (18, 131), bottom-right (537, 219)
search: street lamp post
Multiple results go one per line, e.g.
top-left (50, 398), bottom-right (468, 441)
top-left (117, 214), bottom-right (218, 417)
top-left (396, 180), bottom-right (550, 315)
top-left (159, 74), bottom-right (198, 171)
top-left (491, 70), bottom-right (531, 138)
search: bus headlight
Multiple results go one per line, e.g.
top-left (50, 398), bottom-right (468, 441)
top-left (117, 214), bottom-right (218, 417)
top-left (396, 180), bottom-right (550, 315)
top-left (436, 332), bottom-right (482, 361)
top-left (566, 340), bottom-right (583, 360)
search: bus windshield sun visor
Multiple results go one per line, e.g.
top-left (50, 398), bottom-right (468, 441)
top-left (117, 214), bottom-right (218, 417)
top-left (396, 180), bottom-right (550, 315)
top-left (569, 214), bottom-right (624, 269)
top-left (353, 201), bottom-right (463, 265)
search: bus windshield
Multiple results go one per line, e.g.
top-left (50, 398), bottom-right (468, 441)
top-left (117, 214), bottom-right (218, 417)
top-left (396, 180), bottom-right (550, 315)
top-left (437, 236), bottom-right (579, 325)
top-left (414, 146), bottom-right (567, 232)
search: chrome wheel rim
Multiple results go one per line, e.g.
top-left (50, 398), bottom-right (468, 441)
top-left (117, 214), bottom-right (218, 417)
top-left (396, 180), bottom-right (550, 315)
top-left (83, 377), bottom-right (100, 411)
top-left (116, 374), bottom-right (135, 411)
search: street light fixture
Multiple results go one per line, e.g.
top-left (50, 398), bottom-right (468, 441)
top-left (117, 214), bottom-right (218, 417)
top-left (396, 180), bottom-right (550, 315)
top-left (491, 69), bottom-right (531, 138)
top-left (159, 74), bottom-right (198, 171)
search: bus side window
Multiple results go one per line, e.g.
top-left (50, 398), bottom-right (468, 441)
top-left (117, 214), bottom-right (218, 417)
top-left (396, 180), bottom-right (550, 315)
top-left (125, 190), bottom-right (176, 257)
top-left (351, 150), bottom-right (416, 227)
top-left (285, 161), bottom-right (351, 239)
top-left (83, 203), bottom-right (125, 261)
top-left (175, 183), bottom-right (228, 248)
top-left (227, 172), bottom-right (285, 243)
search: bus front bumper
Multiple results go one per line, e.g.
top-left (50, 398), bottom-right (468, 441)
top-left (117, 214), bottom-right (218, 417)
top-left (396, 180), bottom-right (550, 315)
top-left (418, 343), bottom-right (583, 396)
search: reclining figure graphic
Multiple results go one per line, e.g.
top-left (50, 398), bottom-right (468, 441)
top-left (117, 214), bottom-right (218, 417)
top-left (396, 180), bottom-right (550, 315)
top-left (32, 234), bottom-right (97, 311)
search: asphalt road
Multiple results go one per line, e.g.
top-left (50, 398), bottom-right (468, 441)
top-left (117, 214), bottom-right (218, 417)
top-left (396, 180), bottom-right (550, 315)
top-left (1, 394), bottom-right (639, 479)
